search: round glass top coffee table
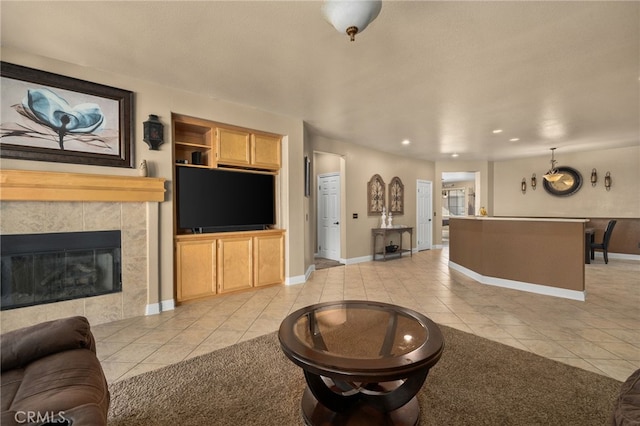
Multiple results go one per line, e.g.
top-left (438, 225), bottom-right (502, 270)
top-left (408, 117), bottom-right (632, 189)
top-left (278, 300), bottom-right (444, 425)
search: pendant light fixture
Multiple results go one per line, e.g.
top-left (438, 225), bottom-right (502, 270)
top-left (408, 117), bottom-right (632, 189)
top-left (322, 0), bottom-right (382, 41)
top-left (543, 148), bottom-right (564, 182)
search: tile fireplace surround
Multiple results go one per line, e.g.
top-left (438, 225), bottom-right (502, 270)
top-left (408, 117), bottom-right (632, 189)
top-left (0, 169), bottom-right (165, 333)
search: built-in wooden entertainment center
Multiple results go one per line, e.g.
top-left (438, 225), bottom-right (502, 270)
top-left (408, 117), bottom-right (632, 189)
top-left (172, 113), bottom-right (285, 303)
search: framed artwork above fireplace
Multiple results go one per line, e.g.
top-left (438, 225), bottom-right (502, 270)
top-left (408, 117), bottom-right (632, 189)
top-left (0, 61), bottom-right (134, 168)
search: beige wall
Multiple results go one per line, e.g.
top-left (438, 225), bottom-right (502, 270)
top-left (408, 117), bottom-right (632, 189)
top-left (1, 47), bottom-right (307, 310)
top-left (493, 145), bottom-right (640, 218)
top-left (314, 151), bottom-right (342, 176)
top-left (310, 135), bottom-right (436, 260)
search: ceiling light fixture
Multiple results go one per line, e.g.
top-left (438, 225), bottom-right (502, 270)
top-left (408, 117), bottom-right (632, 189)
top-left (451, 153), bottom-right (459, 158)
top-left (509, 138), bottom-right (520, 142)
top-left (543, 147), bottom-right (564, 182)
top-left (401, 139), bottom-right (411, 145)
top-left (492, 129), bottom-right (503, 134)
top-left (322, 0), bottom-right (382, 41)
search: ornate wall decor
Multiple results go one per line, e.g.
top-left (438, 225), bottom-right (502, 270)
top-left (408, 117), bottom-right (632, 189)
top-left (543, 166), bottom-right (583, 197)
top-left (367, 174), bottom-right (385, 215)
top-left (388, 176), bottom-right (404, 215)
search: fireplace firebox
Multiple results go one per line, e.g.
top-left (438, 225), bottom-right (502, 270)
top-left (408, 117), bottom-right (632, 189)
top-left (1, 231), bottom-right (122, 310)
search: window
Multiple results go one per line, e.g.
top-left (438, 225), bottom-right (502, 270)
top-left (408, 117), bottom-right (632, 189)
top-left (442, 188), bottom-right (465, 217)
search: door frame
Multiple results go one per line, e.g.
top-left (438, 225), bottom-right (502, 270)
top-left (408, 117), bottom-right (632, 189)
top-left (317, 172), bottom-right (341, 261)
top-left (416, 179), bottom-right (433, 251)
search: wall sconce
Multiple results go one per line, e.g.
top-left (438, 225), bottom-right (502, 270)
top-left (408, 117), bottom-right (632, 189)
top-left (604, 171), bottom-right (612, 191)
top-left (521, 178), bottom-right (527, 194)
top-left (531, 173), bottom-right (537, 190)
top-left (591, 168), bottom-right (598, 187)
top-left (143, 114), bottom-right (164, 150)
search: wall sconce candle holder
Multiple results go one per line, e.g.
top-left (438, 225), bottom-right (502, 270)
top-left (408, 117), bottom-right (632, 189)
top-left (604, 171), bottom-right (612, 191)
top-left (591, 168), bottom-right (598, 187)
top-left (521, 178), bottom-right (527, 194)
top-left (531, 173), bottom-right (537, 190)
top-left (143, 114), bottom-right (164, 150)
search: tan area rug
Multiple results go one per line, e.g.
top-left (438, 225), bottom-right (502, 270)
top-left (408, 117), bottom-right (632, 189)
top-left (314, 258), bottom-right (342, 270)
top-left (108, 325), bottom-right (622, 425)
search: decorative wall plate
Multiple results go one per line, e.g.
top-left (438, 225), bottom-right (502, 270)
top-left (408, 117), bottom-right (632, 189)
top-left (543, 166), bottom-right (583, 196)
top-left (367, 174), bottom-right (385, 214)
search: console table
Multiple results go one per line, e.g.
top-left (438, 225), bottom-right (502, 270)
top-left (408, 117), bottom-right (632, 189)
top-left (371, 227), bottom-right (413, 261)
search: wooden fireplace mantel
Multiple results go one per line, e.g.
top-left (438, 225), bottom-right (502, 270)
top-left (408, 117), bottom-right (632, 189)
top-left (0, 169), bottom-right (166, 202)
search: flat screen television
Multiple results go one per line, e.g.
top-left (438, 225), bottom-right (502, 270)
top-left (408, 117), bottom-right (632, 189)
top-left (176, 167), bottom-right (275, 233)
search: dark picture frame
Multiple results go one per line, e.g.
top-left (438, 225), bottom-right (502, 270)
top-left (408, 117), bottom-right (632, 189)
top-left (304, 156), bottom-right (311, 197)
top-left (0, 62), bottom-right (134, 168)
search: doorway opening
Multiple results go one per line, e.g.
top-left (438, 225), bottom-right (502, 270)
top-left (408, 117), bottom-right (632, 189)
top-left (314, 152), bottom-right (345, 270)
top-left (441, 172), bottom-right (478, 245)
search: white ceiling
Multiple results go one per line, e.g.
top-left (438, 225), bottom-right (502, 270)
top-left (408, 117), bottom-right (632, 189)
top-left (1, 1), bottom-right (638, 162)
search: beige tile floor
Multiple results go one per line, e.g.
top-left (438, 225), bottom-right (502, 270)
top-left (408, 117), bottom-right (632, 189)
top-left (95, 248), bottom-right (639, 384)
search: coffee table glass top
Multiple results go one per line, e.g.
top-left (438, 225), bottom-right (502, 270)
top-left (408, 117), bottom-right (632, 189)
top-left (293, 302), bottom-right (428, 360)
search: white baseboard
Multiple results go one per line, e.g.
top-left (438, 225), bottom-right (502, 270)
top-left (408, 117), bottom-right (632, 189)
top-left (145, 299), bottom-right (175, 315)
top-left (449, 261), bottom-right (586, 301)
top-left (286, 269), bottom-right (310, 286)
top-left (345, 255), bottom-right (373, 265)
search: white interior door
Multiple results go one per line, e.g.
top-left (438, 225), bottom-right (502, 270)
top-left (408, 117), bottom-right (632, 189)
top-left (317, 173), bottom-right (341, 261)
top-left (417, 180), bottom-right (432, 251)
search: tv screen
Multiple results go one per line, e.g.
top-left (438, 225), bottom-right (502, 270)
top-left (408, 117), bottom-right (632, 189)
top-left (176, 167), bottom-right (275, 232)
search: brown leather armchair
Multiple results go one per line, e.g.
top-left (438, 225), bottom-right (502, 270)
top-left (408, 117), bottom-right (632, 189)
top-left (1, 316), bottom-right (109, 425)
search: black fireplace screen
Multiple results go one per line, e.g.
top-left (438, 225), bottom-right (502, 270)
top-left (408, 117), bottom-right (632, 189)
top-left (1, 231), bottom-right (122, 310)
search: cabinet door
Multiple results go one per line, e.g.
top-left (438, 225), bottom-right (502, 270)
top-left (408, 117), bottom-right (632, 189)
top-left (251, 133), bottom-right (281, 170)
top-left (176, 240), bottom-right (216, 302)
top-left (253, 233), bottom-right (285, 287)
top-left (217, 237), bottom-right (253, 293)
top-left (217, 127), bottom-right (251, 166)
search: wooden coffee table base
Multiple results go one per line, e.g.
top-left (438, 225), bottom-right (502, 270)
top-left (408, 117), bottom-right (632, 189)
top-left (301, 387), bottom-right (420, 426)
top-left (278, 301), bottom-right (444, 426)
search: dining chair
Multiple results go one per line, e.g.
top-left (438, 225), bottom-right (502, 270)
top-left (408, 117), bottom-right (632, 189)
top-left (590, 220), bottom-right (617, 264)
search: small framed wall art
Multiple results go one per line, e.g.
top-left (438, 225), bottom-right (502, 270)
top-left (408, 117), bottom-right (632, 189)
top-left (367, 174), bottom-right (385, 215)
top-left (388, 176), bottom-right (404, 215)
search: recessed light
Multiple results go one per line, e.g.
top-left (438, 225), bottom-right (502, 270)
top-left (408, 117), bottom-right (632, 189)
top-left (451, 153), bottom-right (459, 158)
top-left (509, 138), bottom-right (520, 142)
top-left (492, 129), bottom-right (503, 134)
top-left (401, 139), bottom-right (411, 145)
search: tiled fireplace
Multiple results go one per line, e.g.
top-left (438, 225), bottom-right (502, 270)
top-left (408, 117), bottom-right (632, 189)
top-left (0, 169), bottom-right (165, 333)
top-left (1, 230), bottom-right (123, 310)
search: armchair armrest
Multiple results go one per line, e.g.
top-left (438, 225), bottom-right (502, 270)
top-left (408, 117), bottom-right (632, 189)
top-left (1, 316), bottom-right (95, 372)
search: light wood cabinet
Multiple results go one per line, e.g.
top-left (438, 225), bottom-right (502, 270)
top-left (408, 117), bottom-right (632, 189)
top-left (253, 233), bottom-right (285, 287)
top-left (217, 236), bottom-right (253, 293)
top-left (174, 229), bottom-right (285, 303)
top-left (251, 133), bottom-right (282, 170)
top-left (176, 239), bottom-right (216, 301)
top-left (173, 115), bottom-right (216, 168)
top-left (216, 126), bottom-right (251, 167)
top-left (216, 126), bottom-right (281, 171)
top-left (173, 114), bottom-right (281, 172)
top-left (172, 113), bottom-right (284, 303)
